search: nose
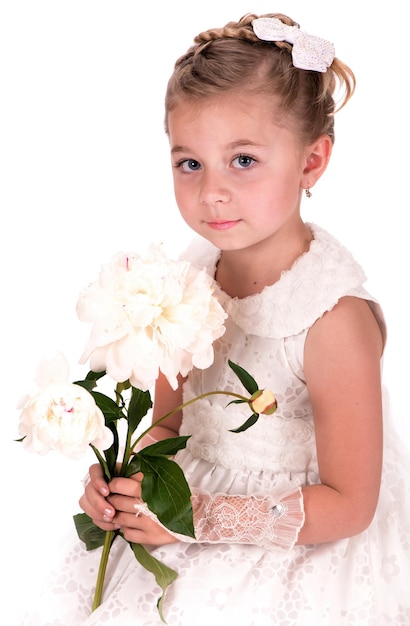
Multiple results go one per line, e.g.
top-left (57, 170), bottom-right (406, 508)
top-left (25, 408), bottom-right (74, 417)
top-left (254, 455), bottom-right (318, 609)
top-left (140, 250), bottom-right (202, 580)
top-left (199, 169), bottom-right (231, 206)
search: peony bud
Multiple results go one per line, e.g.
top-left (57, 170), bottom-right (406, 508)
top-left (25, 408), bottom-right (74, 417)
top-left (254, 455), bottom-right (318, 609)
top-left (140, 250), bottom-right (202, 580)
top-left (250, 389), bottom-right (277, 415)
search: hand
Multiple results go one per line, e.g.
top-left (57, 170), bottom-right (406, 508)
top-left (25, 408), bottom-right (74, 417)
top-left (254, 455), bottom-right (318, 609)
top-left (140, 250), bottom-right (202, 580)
top-left (79, 463), bottom-right (119, 531)
top-left (107, 474), bottom-right (178, 546)
top-left (79, 464), bottom-right (177, 545)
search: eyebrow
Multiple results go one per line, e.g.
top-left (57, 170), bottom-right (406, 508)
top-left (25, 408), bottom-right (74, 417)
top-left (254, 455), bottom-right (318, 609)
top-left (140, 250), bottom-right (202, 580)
top-left (228, 139), bottom-right (264, 149)
top-left (171, 139), bottom-right (264, 154)
top-left (170, 145), bottom-right (189, 155)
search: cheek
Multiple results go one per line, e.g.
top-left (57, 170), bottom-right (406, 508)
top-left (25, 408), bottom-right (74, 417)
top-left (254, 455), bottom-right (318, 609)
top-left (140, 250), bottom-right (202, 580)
top-left (173, 181), bottom-right (195, 217)
top-left (174, 188), bottom-right (187, 216)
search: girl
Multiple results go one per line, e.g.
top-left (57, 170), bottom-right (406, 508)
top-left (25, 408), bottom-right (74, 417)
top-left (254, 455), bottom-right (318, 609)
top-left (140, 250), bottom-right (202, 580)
top-left (23, 12), bottom-right (410, 625)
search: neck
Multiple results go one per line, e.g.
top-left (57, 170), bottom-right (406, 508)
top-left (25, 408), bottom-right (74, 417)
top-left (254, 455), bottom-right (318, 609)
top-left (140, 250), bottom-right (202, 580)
top-left (215, 223), bottom-right (313, 298)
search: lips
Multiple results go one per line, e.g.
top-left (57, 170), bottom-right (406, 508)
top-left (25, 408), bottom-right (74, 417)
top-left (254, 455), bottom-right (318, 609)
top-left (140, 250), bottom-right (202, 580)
top-left (206, 220), bottom-right (240, 231)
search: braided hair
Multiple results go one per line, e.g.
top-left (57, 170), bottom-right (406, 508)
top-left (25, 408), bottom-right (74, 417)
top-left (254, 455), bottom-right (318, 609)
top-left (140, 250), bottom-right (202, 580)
top-left (165, 13), bottom-right (355, 145)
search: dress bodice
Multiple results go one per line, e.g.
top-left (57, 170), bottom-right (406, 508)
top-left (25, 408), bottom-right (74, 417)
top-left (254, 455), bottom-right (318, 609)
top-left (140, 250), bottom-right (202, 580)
top-left (178, 223), bottom-right (384, 475)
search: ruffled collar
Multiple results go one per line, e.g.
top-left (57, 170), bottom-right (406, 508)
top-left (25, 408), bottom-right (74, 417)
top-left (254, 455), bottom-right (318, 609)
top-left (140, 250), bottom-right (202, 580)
top-left (180, 223), bottom-right (368, 338)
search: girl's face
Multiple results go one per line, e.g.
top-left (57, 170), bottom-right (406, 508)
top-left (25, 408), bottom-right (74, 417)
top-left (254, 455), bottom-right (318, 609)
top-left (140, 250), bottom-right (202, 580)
top-left (168, 93), bottom-right (315, 254)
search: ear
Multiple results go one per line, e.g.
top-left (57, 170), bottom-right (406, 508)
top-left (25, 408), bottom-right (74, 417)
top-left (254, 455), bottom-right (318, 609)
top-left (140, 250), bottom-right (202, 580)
top-left (301, 134), bottom-right (333, 190)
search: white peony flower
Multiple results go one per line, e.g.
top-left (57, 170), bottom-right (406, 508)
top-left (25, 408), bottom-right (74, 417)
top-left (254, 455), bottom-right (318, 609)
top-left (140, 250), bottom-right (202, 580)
top-left (76, 245), bottom-right (227, 390)
top-left (17, 353), bottom-right (113, 459)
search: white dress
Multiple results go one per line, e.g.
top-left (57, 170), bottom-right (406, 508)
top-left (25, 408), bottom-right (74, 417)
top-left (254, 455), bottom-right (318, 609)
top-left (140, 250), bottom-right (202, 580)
top-left (20, 224), bottom-right (410, 625)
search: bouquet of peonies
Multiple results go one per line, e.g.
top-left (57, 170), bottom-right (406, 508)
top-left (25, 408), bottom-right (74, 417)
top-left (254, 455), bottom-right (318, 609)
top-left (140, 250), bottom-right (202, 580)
top-left (17, 244), bottom-right (276, 621)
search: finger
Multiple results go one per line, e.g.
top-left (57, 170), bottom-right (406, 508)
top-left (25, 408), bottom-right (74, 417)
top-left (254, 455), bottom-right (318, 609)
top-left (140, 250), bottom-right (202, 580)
top-left (109, 476), bottom-right (142, 498)
top-left (89, 463), bottom-right (110, 496)
top-left (82, 478), bottom-right (115, 517)
top-left (119, 513), bottom-right (177, 545)
top-left (107, 494), bottom-right (145, 514)
top-left (79, 472), bottom-right (117, 523)
top-left (92, 518), bottom-right (120, 532)
top-left (130, 472), bottom-right (144, 483)
top-left (79, 489), bottom-right (117, 522)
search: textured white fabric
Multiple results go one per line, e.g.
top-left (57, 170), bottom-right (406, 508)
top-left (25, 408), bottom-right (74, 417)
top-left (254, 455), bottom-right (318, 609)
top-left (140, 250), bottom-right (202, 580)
top-left (251, 17), bottom-right (335, 72)
top-left (188, 485), bottom-right (304, 550)
top-left (19, 224), bottom-right (410, 625)
top-left (135, 483), bottom-right (304, 550)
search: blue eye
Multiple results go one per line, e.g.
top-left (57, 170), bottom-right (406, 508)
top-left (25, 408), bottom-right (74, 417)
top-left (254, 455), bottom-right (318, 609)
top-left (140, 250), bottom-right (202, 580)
top-left (233, 155), bottom-right (255, 169)
top-left (177, 159), bottom-right (201, 172)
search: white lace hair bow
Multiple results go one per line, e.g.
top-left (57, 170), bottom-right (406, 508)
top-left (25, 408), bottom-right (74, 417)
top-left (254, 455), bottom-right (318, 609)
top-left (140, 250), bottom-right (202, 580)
top-left (252, 17), bottom-right (335, 72)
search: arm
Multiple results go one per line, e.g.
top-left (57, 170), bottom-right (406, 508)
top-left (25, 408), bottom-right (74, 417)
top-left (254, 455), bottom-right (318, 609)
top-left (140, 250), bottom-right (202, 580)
top-left (144, 371), bottom-right (184, 442)
top-left (299, 295), bottom-right (384, 544)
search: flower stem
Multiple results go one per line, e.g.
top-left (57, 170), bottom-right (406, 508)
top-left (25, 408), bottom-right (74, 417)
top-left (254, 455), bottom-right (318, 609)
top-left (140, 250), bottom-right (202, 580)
top-left (132, 390), bottom-right (248, 451)
top-left (119, 422), bottom-right (133, 476)
top-left (92, 529), bottom-right (115, 611)
top-left (92, 390), bottom-right (249, 610)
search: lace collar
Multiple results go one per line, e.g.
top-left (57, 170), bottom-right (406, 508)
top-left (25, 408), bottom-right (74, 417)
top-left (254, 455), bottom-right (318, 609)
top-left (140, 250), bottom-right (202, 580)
top-left (180, 223), bottom-right (368, 338)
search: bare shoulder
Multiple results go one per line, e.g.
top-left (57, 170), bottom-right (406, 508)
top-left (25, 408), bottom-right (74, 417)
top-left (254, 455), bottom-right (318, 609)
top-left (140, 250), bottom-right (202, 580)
top-left (305, 295), bottom-right (383, 363)
top-left (304, 295), bottom-right (384, 422)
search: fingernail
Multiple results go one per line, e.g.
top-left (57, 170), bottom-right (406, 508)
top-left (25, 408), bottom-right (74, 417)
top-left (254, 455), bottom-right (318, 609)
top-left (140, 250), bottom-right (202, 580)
top-left (103, 508), bottom-right (113, 518)
top-left (100, 486), bottom-right (109, 496)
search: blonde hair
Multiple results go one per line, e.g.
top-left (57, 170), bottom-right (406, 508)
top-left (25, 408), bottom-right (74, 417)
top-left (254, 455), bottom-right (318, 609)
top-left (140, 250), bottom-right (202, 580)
top-left (165, 13), bottom-right (356, 144)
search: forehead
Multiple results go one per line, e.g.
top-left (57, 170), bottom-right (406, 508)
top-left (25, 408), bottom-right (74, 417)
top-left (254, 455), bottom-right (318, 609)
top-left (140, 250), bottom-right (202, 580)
top-left (167, 93), bottom-right (304, 161)
top-left (167, 92), bottom-right (286, 137)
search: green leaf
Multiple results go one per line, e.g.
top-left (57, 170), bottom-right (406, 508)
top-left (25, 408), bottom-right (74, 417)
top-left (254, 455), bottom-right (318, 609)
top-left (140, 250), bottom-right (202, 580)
top-left (86, 370), bottom-right (107, 382)
top-left (74, 370), bottom-right (106, 392)
top-left (124, 437), bottom-right (190, 478)
top-left (103, 421), bottom-right (120, 477)
top-left (228, 360), bottom-right (259, 395)
top-left (90, 445), bottom-right (111, 481)
top-left (130, 543), bottom-right (177, 623)
top-left (139, 436), bottom-right (190, 458)
top-left (116, 379), bottom-right (131, 394)
top-left (139, 456), bottom-right (195, 538)
top-left (229, 413), bottom-right (259, 434)
top-left (123, 454), bottom-right (142, 476)
top-left (73, 513), bottom-right (112, 551)
top-left (74, 379), bottom-right (97, 392)
top-left (91, 391), bottom-right (125, 423)
top-left (127, 387), bottom-right (152, 434)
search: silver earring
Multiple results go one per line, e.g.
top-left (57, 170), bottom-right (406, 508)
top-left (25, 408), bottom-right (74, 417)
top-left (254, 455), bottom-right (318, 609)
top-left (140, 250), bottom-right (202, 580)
top-left (305, 186), bottom-right (312, 198)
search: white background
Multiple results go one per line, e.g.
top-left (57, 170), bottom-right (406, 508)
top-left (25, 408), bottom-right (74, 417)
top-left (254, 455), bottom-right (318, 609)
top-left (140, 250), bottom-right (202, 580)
top-left (1, 1), bottom-right (408, 622)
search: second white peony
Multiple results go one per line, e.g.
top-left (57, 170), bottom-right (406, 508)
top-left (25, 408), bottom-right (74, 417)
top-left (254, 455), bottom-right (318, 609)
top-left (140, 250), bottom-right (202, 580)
top-left (17, 353), bottom-right (113, 459)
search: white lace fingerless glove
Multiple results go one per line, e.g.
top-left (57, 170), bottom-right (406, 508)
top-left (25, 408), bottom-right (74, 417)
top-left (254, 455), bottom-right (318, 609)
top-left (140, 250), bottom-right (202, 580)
top-left (135, 482), bottom-right (304, 551)
top-left (186, 485), bottom-right (304, 550)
